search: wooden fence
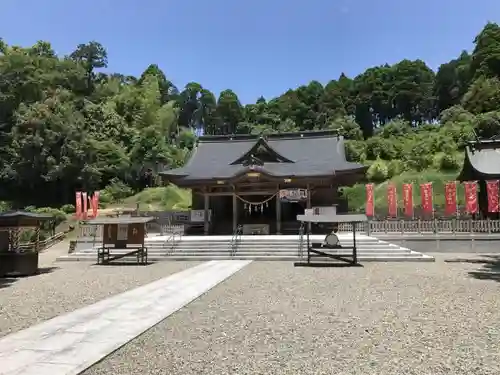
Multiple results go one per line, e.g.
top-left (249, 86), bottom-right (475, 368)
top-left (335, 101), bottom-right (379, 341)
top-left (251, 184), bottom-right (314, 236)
top-left (19, 232), bottom-right (66, 251)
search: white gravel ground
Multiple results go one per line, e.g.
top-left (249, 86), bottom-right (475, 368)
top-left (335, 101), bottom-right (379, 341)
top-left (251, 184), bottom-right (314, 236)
top-left (83, 254), bottom-right (500, 375)
top-left (0, 260), bottom-right (199, 338)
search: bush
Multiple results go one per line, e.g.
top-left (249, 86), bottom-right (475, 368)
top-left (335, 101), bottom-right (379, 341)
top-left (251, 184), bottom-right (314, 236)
top-left (435, 153), bottom-right (461, 171)
top-left (60, 204), bottom-right (75, 214)
top-left (0, 201), bottom-right (11, 211)
top-left (100, 178), bottom-right (134, 203)
top-left (33, 207), bottom-right (67, 230)
top-left (387, 159), bottom-right (405, 178)
top-left (366, 159), bottom-right (389, 182)
top-left (344, 140), bottom-right (366, 162)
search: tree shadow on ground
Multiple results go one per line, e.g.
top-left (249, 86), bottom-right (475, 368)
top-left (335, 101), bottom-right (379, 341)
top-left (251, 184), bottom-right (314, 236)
top-left (0, 266), bottom-right (59, 289)
top-left (446, 255), bottom-right (500, 282)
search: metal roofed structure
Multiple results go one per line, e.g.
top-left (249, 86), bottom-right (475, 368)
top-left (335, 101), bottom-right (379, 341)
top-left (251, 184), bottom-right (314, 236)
top-left (457, 139), bottom-right (500, 218)
top-left (160, 130), bottom-right (367, 236)
top-left (84, 217), bottom-right (154, 225)
top-left (457, 139), bottom-right (500, 181)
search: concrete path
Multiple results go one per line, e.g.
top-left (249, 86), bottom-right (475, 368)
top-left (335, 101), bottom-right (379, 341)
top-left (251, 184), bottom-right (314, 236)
top-left (0, 260), bottom-right (251, 375)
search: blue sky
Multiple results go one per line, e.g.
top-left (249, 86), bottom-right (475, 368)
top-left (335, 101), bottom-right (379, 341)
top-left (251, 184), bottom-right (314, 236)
top-left (2, 0), bottom-right (500, 104)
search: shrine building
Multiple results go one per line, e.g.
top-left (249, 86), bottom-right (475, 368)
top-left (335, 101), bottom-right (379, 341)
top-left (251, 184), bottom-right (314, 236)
top-left (159, 130), bottom-right (367, 235)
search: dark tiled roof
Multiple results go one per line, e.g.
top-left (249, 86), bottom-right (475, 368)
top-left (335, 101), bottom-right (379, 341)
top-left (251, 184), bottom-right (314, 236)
top-left (161, 130), bottom-right (366, 181)
top-left (0, 211), bottom-right (53, 220)
top-left (458, 140), bottom-right (500, 180)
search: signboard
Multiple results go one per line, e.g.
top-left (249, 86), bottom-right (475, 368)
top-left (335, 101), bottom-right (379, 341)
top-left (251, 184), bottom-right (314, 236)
top-left (190, 210), bottom-right (212, 223)
top-left (127, 223), bottom-right (145, 244)
top-left (312, 206), bottom-right (337, 215)
top-left (103, 224), bottom-right (117, 245)
top-left (117, 224), bottom-right (128, 241)
top-left (279, 189), bottom-right (308, 202)
top-left (102, 223), bottom-right (146, 247)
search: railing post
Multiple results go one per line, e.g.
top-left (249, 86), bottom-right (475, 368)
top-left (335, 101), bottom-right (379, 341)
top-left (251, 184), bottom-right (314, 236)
top-left (487, 217), bottom-right (491, 234)
top-left (469, 218), bottom-right (473, 234)
top-left (433, 218), bottom-right (437, 234)
top-left (417, 219), bottom-right (421, 234)
top-left (400, 219), bottom-right (404, 235)
top-left (367, 219), bottom-right (371, 236)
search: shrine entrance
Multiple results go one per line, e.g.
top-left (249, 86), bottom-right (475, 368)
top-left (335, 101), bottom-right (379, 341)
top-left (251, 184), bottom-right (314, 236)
top-left (237, 194), bottom-right (277, 235)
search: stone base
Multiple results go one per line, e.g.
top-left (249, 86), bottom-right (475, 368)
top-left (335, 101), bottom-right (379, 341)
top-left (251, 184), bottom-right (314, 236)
top-left (0, 252), bottom-right (39, 277)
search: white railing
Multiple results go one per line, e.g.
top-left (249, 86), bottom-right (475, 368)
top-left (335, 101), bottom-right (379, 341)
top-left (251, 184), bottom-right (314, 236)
top-left (337, 219), bottom-right (500, 234)
top-left (77, 219), bottom-right (500, 239)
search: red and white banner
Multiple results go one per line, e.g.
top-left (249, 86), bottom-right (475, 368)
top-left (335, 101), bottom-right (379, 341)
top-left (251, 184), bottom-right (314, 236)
top-left (464, 181), bottom-right (478, 214)
top-left (91, 191), bottom-right (100, 218)
top-left (486, 180), bottom-right (499, 213)
top-left (402, 183), bottom-right (413, 217)
top-left (75, 191), bottom-right (82, 219)
top-left (365, 184), bottom-right (374, 217)
top-left (82, 192), bottom-right (88, 219)
top-left (444, 181), bottom-right (457, 216)
top-left (387, 183), bottom-right (397, 217)
top-left (420, 182), bottom-right (433, 214)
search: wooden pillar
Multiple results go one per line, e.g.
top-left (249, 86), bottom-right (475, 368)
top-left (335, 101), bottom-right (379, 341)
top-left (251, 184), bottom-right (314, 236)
top-left (276, 188), bottom-right (281, 234)
top-left (232, 193), bottom-right (237, 232)
top-left (306, 184), bottom-right (312, 233)
top-left (204, 193), bottom-right (209, 235)
top-left (34, 224), bottom-right (40, 252)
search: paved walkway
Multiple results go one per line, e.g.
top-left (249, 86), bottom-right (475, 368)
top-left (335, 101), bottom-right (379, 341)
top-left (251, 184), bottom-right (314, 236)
top-left (0, 260), bottom-right (251, 375)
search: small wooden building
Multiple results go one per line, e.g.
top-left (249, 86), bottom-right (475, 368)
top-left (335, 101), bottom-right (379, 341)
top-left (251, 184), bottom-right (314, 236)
top-left (160, 130), bottom-right (367, 235)
top-left (458, 138), bottom-right (500, 217)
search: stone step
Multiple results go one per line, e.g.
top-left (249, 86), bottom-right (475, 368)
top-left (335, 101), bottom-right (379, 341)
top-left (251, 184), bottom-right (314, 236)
top-left (168, 249), bottom-right (413, 255)
top-left (65, 248), bottom-right (418, 257)
top-left (147, 241), bottom-right (393, 247)
top-left (75, 246), bottom-right (411, 255)
top-left (58, 253), bottom-right (433, 262)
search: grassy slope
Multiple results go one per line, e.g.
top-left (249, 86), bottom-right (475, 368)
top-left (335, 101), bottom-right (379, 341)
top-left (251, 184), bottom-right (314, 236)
top-left (119, 185), bottom-right (192, 211)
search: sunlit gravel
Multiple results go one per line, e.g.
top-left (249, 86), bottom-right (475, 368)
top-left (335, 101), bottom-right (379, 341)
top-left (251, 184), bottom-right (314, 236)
top-left (84, 254), bottom-right (500, 375)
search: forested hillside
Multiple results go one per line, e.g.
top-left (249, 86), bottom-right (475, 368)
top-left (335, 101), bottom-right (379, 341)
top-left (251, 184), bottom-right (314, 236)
top-left (1, 22), bottom-right (500, 209)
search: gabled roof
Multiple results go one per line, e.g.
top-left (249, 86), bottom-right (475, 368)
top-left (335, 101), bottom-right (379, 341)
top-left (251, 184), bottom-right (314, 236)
top-left (230, 137), bottom-right (294, 165)
top-left (458, 140), bottom-right (500, 181)
top-left (160, 130), bottom-right (366, 183)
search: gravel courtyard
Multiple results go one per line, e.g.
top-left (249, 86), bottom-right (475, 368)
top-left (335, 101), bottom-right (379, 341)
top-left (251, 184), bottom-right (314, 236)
top-left (0, 260), bottom-right (199, 337)
top-left (84, 255), bottom-right (500, 375)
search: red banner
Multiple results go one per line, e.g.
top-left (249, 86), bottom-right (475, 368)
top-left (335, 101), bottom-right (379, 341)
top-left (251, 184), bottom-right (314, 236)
top-left (82, 192), bottom-right (88, 219)
top-left (365, 184), bottom-right (374, 217)
top-left (420, 183), bottom-right (433, 214)
top-left (444, 182), bottom-right (457, 216)
top-left (402, 183), bottom-right (413, 217)
top-left (464, 181), bottom-right (478, 214)
top-left (75, 192), bottom-right (82, 219)
top-left (91, 191), bottom-right (100, 218)
top-left (486, 180), bottom-right (499, 213)
top-left (387, 183), bottom-right (397, 217)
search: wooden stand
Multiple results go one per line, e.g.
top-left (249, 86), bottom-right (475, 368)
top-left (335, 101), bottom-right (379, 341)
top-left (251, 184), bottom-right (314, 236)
top-left (294, 213), bottom-right (367, 267)
top-left (84, 217), bottom-right (153, 265)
